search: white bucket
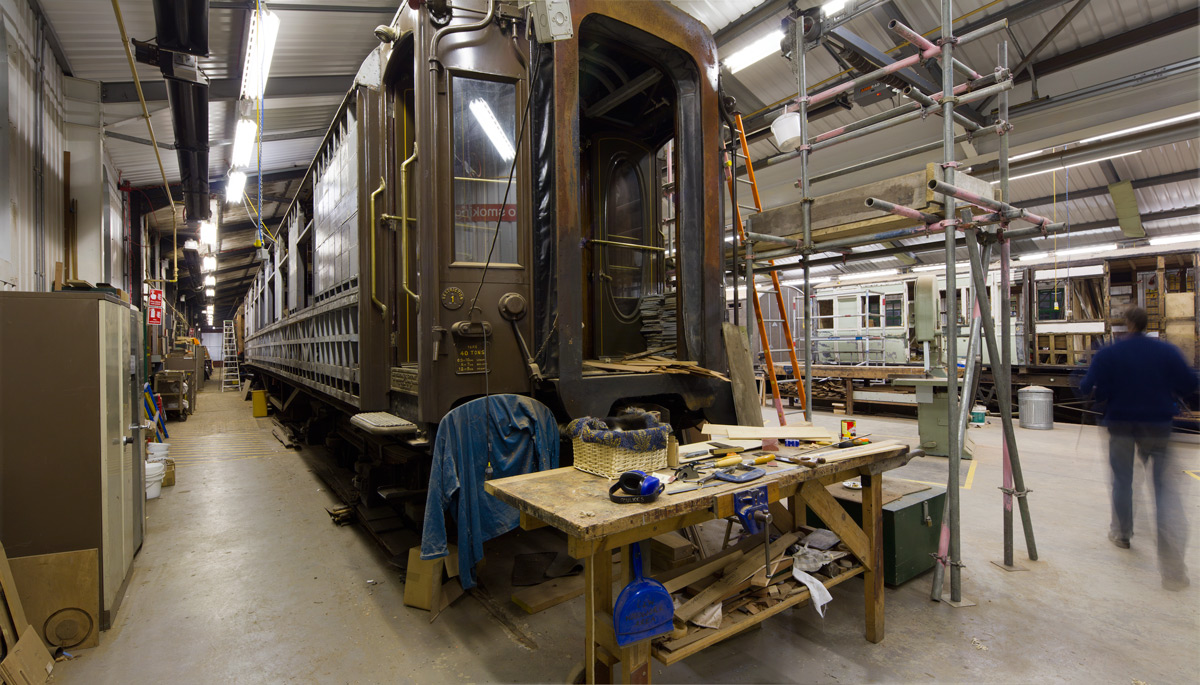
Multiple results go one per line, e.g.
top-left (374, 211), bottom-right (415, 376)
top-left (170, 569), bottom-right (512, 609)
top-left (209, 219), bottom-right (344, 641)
top-left (147, 442), bottom-right (169, 457)
top-left (145, 461), bottom-right (166, 500)
top-left (771, 112), bottom-right (804, 150)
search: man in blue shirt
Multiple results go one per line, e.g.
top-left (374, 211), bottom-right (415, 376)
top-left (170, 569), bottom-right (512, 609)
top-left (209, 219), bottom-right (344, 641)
top-left (1080, 307), bottom-right (1197, 591)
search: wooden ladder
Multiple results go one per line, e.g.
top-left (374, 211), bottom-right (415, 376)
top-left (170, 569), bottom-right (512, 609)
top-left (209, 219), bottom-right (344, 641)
top-left (724, 113), bottom-right (806, 425)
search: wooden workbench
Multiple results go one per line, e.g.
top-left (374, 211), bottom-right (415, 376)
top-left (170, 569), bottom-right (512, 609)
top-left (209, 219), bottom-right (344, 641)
top-left (485, 441), bottom-right (912, 683)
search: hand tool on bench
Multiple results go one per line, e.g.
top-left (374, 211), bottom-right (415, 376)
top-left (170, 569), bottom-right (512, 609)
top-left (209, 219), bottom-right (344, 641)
top-left (714, 464), bottom-right (766, 483)
top-left (777, 454), bottom-right (827, 468)
top-left (667, 468), bottom-right (734, 495)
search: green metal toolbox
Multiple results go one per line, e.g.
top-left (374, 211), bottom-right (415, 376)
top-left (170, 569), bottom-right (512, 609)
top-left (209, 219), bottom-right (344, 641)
top-left (806, 482), bottom-right (946, 586)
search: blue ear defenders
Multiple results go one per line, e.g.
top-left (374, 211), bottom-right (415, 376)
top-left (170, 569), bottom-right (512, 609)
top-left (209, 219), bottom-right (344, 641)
top-left (609, 470), bottom-right (664, 504)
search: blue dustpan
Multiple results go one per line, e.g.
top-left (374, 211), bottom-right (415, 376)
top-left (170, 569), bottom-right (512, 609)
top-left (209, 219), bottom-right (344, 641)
top-left (613, 544), bottom-right (674, 646)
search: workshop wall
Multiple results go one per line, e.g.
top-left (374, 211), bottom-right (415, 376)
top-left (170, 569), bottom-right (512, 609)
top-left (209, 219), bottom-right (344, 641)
top-left (0, 0), bottom-right (66, 292)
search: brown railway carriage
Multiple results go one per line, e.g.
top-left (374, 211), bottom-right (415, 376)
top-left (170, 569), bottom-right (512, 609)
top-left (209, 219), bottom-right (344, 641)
top-left (240, 0), bottom-right (737, 494)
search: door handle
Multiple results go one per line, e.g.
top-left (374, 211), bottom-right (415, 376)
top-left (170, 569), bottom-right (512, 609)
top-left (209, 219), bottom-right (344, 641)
top-left (369, 178), bottom-right (388, 320)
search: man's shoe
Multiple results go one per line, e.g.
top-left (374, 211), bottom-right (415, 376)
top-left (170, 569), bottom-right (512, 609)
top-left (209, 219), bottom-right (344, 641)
top-left (1163, 575), bottom-right (1190, 591)
top-left (1108, 531), bottom-right (1130, 549)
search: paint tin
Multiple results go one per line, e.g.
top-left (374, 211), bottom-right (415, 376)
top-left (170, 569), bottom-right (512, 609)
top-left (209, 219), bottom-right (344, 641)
top-left (784, 438), bottom-right (800, 448)
top-left (840, 419), bottom-right (856, 439)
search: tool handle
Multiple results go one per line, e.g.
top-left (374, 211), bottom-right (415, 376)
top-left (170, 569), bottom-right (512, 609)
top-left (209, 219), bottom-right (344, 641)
top-left (747, 455), bottom-right (775, 465)
top-left (713, 456), bottom-right (742, 468)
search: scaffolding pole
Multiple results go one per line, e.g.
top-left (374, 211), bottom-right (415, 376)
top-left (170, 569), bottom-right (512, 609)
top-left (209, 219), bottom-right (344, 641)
top-left (797, 17), bottom-right (814, 424)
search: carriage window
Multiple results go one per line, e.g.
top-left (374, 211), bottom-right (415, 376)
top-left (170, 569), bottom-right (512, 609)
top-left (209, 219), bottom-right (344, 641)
top-left (605, 159), bottom-right (646, 317)
top-left (885, 297), bottom-right (902, 326)
top-left (451, 77), bottom-right (519, 265)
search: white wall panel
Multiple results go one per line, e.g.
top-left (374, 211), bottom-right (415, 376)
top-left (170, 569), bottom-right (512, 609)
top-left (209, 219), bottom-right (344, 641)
top-left (0, 0), bottom-right (66, 292)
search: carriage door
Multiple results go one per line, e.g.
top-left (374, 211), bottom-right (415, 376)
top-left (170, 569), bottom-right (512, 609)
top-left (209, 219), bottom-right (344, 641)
top-left (593, 138), bottom-right (658, 357)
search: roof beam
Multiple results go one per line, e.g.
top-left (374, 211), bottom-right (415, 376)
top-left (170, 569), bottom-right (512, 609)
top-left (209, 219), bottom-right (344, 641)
top-left (714, 0), bottom-right (792, 47)
top-left (27, 0), bottom-right (74, 76)
top-left (1108, 180), bottom-right (1145, 238)
top-left (1011, 0), bottom-right (1095, 79)
top-left (1019, 9), bottom-right (1199, 85)
top-left (102, 75), bottom-right (353, 104)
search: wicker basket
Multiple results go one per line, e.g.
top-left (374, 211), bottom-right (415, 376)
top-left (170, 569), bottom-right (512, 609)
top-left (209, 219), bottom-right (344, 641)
top-left (572, 437), bottom-right (668, 480)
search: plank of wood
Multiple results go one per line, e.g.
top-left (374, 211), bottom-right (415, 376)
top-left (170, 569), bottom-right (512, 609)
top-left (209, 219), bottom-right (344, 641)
top-left (0, 541), bottom-right (28, 635)
top-left (583, 361), bottom-right (656, 373)
top-left (800, 480), bottom-right (871, 570)
top-left (511, 575), bottom-right (584, 614)
top-left (8, 550), bottom-right (100, 650)
top-left (0, 625), bottom-right (54, 684)
top-left (722, 323), bottom-right (764, 428)
top-left (718, 425), bottom-right (834, 441)
top-left (675, 532), bottom-right (799, 623)
top-left (649, 532), bottom-right (693, 562)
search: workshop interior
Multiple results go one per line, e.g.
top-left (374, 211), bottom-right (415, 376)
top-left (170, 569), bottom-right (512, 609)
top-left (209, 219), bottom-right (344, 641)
top-left (0, 0), bottom-right (1196, 683)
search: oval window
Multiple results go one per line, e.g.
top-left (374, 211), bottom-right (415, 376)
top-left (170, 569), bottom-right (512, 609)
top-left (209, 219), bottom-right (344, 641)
top-left (604, 160), bottom-right (645, 319)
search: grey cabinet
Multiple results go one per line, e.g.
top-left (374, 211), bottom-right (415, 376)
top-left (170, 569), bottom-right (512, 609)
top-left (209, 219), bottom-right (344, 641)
top-left (0, 291), bottom-right (145, 629)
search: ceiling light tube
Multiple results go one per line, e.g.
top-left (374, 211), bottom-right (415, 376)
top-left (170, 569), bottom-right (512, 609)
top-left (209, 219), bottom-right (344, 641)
top-left (204, 275), bottom-right (216, 287)
top-left (200, 220), bottom-right (217, 248)
top-left (225, 171), bottom-right (247, 204)
top-left (469, 99), bottom-right (515, 161)
top-left (1148, 232), bottom-right (1200, 246)
top-left (822, 1), bottom-right (848, 15)
top-left (240, 6), bottom-right (281, 101)
top-left (724, 30), bottom-right (784, 74)
top-left (838, 269), bottom-right (898, 281)
top-left (232, 117), bottom-right (258, 168)
top-left (1017, 252), bottom-right (1047, 262)
top-left (205, 288), bottom-right (215, 298)
top-left (202, 256), bottom-right (217, 273)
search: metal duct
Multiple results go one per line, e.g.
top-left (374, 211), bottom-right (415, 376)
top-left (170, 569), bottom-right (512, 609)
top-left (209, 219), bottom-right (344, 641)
top-left (153, 0), bottom-right (209, 56)
top-left (150, 0), bottom-right (211, 223)
top-left (166, 79), bottom-right (211, 222)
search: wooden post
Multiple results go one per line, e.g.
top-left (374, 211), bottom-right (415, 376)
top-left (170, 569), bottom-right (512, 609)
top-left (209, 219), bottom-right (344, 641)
top-left (861, 472), bottom-right (884, 643)
top-left (844, 378), bottom-right (854, 415)
top-left (584, 546), bottom-right (614, 684)
top-left (1102, 260), bottom-right (1112, 345)
top-left (1155, 256), bottom-right (1166, 334)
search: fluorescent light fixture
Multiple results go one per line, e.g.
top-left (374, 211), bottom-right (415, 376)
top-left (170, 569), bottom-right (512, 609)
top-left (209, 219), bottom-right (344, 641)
top-left (202, 256), bottom-right (217, 273)
top-left (204, 275), bottom-right (217, 287)
top-left (205, 288), bottom-right (215, 298)
top-left (723, 31), bottom-right (783, 73)
top-left (1149, 232), bottom-right (1200, 246)
top-left (1017, 252), bottom-right (1046, 262)
top-left (469, 99), bottom-right (515, 161)
top-left (1008, 148), bottom-right (1046, 163)
top-left (913, 262), bottom-right (969, 272)
top-left (780, 276), bottom-right (832, 286)
top-left (838, 269), bottom-right (898, 281)
top-left (1007, 151), bottom-right (1141, 182)
top-left (240, 6), bottom-right (281, 101)
top-left (226, 171), bottom-right (247, 203)
top-left (822, 0), bottom-right (848, 15)
top-left (232, 116), bottom-right (258, 167)
top-left (183, 239), bottom-right (200, 251)
top-left (1056, 243), bottom-right (1116, 258)
top-left (1077, 112), bottom-right (1200, 146)
top-left (199, 221), bottom-right (217, 248)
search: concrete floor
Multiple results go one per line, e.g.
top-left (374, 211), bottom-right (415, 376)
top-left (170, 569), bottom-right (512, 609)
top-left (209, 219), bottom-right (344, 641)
top-left (55, 383), bottom-right (1199, 683)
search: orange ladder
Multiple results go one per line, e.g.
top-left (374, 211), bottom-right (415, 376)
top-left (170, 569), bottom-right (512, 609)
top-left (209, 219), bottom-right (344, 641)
top-left (724, 113), bottom-right (806, 425)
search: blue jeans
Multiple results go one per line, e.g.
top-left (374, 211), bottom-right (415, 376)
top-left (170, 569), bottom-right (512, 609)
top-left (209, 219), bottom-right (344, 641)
top-left (1108, 421), bottom-right (1189, 580)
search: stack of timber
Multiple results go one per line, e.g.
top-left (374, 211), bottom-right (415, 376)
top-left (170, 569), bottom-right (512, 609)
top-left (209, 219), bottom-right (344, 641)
top-left (639, 291), bottom-right (677, 350)
top-left (651, 527), bottom-right (861, 663)
top-left (583, 357), bottom-right (729, 382)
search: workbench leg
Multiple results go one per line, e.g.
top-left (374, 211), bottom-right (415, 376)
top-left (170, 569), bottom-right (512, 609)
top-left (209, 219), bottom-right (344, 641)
top-left (862, 472), bottom-right (884, 643)
top-left (585, 547), bottom-right (614, 684)
top-left (844, 378), bottom-right (854, 415)
top-left (620, 640), bottom-right (651, 684)
top-left (789, 493), bottom-right (805, 532)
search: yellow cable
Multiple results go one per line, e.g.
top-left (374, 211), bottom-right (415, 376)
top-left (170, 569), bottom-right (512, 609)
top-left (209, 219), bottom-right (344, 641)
top-left (112, 0), bottom-right (178, 283)
top-left (241, 190), bottom-right (277, 242)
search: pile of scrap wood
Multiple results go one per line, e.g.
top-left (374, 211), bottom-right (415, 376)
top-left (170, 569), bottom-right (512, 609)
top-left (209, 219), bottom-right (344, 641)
top-left (583, 357), bottom-right (729, 382)
top-left (652, 527), bottom-right (859, 653)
